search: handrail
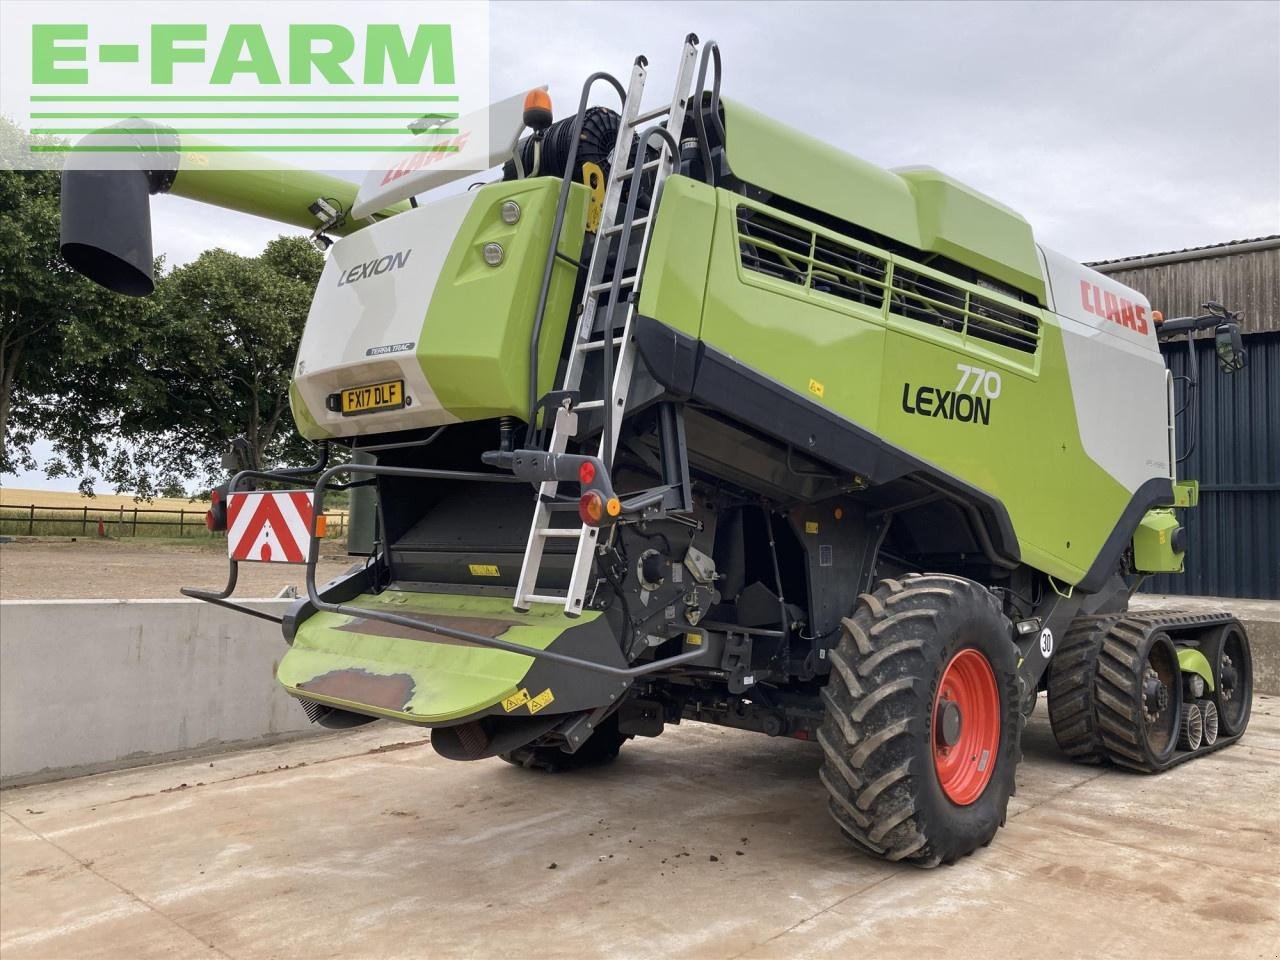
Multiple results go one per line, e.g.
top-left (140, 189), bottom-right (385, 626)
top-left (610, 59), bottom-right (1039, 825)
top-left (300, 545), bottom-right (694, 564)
top-left (525, 71), bottom-right (629, 444)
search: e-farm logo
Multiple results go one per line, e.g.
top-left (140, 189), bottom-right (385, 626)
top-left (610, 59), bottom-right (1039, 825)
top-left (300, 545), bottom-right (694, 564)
top-left (31, 24), bottom-right (455, 87)
top-left (0, 0), bottom-right (489, 171)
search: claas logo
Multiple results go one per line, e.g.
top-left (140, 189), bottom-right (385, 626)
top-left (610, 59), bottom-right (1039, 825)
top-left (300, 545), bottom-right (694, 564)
top-left (1080, 280), bottom-right (1149, 335)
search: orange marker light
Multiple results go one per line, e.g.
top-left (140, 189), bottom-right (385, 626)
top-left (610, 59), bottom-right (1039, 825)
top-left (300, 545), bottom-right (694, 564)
top-left (314, 514), bottom-right (328, 538)
top-left (1152, 310), bottom-right (1165, 325)
top-left (606, 497), bottom-right (622, 517)
top-left (578, 491), bottom-right (605, 526)
top-left (523, 89), bottom-right (553, 131)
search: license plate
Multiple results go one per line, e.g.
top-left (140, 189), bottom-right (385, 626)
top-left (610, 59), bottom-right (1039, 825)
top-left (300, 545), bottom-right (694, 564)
top-left (341, 379), bottom-right (404, 416)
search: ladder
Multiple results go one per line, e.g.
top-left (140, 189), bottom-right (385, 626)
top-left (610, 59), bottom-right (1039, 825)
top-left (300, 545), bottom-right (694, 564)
top-left (513, 36), bottom-right (701, 616)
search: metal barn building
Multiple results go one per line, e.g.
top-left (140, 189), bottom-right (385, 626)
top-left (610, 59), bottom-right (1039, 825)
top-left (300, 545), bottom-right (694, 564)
top-left (1089, 236), bottom-right (1279, 599)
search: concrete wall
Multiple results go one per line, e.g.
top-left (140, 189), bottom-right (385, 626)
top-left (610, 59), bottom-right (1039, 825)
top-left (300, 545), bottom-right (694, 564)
top-left (0, 599), bottom-right (327, 786)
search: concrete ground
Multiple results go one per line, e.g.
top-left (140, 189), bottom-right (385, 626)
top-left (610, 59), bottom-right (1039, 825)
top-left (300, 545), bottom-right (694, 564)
top-left (2, 698), bottom-right (1276, 960)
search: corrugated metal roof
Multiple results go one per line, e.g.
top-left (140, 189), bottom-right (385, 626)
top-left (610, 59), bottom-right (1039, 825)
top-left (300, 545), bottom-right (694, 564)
top-left (1086, 235), bottom-right (1280, 268)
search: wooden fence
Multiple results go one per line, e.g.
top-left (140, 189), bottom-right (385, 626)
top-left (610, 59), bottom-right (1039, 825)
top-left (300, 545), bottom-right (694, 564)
top-left (0, 503), bottom-right (348, 540)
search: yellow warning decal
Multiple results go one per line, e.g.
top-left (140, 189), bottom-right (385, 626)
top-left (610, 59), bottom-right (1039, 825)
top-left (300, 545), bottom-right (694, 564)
top-left (808, 378), bottom-right (825, 399)
top-left (469, 563), bottom-right (500, 577)
top-left (805, 521), bottom-right (820, 534)
top-left (502, 688), bottom-right (530, 712)
top-left (528, 688), bottom-right (556, 714)
top-left (685, 633), bottom-right (703, 646)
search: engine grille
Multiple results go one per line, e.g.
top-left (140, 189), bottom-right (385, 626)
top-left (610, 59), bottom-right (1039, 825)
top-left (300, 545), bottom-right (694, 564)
top-left (736, 205), bottom-right (1041, 355)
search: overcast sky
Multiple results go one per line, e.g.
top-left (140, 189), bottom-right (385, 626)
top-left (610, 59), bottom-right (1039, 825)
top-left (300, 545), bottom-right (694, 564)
top-left (149, 0), bottom-right (1279, 267)
top-left (10, 0), bottom-right (1279, 491)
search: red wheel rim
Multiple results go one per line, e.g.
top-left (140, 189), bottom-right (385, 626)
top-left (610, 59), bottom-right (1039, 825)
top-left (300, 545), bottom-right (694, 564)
top-left (932, 648), bottom-right (1001, 805)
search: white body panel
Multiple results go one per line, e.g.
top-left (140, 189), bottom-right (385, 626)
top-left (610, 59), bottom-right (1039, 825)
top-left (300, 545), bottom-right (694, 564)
top-left (1040, 245), bottom-right (1171, 492)
top-left (352, 89), bottom-right (538, 219)
top-left (293, 191), bottom-right (481, 437)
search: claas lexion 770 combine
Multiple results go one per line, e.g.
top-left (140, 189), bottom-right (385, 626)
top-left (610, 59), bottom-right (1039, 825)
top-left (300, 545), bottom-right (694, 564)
top-left (61, 36), bottom-right (1254, 865)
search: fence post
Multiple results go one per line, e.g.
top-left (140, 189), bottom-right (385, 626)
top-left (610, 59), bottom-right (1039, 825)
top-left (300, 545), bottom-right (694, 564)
top-left (82, 506), bottom-right (88, 536)
top-left (28, 504), bottom-right (34, 536)
top-left (132, 507), bottom-right (138, 536)
top-left (179, 508), bottom-right (185, 538)
top-left (118, 504), bottom-right (124, 536)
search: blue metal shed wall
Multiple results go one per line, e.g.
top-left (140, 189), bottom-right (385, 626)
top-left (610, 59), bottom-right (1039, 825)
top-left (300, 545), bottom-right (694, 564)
top-left (1149, 330), bottom-right (1279, 599)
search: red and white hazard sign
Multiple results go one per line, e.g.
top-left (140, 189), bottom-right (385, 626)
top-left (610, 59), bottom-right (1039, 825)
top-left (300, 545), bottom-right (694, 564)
top-left (227, 490), bottom-right (315, 564)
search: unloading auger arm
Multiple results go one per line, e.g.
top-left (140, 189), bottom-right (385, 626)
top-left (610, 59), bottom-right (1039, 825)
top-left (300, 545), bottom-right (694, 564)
top-left (59, 120), bottom-right (408, 296)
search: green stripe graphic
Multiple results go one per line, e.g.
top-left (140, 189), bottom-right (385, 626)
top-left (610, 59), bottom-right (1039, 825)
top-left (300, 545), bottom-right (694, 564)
top-left (31, 145), bottom-right (463, 153)
top-left (33, 128), bottom-right (460, 136)
top-left (30, 95), bottom-right (460, 102)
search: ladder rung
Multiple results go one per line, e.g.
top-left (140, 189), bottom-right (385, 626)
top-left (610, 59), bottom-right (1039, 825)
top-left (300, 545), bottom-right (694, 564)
top-left (602, 215), bottom-right (650, 236)
top-left (579, 336), bottom-right (625, 352)
top-left (589, 276), bottom-right (636, 294)
top-left (629, 105), bottom-right (670, 127)
top-left (537, 527), bottom-right (582, 538)
top-left (542, 501), bottom-right (582, 512)
top-left (523, 593), bottom-right (568, 606)
top-left (574, 399), bottom-right (604, 411)
top-left (614, 158), bottom-right (662, 181)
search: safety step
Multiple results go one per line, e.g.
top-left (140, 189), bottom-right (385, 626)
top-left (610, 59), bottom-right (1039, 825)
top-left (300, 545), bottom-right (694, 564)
top-left (574, 399), bottom-right (605, 411)
top-left (524, 593), bottom-right (570, 606)
top-left (536, 528), bottom-right (583, 538)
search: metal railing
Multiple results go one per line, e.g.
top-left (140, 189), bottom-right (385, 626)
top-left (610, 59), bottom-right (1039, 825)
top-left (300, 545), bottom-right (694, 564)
top-left (0, 502), bottom-right (348, 539)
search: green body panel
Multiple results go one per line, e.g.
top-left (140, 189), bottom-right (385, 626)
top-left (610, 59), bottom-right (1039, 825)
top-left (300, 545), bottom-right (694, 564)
top-left (1173, 480), bottom-right (1200, 508)
top-left (419, 178), bottom-right (588, 422)
top-left (278, 591), bottom-right (598, 724)
top-left (896, 167), bottom-right (1046, 303)
top-left (1176, 647), bottom-right (1215, 691)
top-left (288, 380), bottom-right (332, 440)
top-left (636, 176), bottom-right (718, 334)
top-left (170, 137), bottom-right (407, 233)
top-left (718, 99), bottom-right (1045, 302)
top-left (648, 185), bottom-right (1137, 585)
top-left (1133, 508), bottom-right (1185, 573)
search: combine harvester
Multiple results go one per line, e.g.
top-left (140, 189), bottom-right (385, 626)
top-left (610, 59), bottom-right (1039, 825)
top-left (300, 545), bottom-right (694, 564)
top-left (60, 36), bottom-right (1253, 866)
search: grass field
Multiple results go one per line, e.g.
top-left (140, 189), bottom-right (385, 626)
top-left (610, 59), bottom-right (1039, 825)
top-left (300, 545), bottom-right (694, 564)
top-left (0, 487), bottom-right (347, 540)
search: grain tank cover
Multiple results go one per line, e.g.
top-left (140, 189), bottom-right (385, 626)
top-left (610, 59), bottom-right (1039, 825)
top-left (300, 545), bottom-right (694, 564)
top-left (717, 98), bottom-right (1046, 303)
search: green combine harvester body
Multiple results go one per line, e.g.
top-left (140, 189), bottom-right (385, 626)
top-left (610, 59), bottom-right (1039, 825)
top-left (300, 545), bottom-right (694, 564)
top-left (60, 36), bottom-right (1254, 866)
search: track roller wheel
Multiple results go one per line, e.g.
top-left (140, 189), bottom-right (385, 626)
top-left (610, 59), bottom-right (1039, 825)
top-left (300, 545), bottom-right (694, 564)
top-left (1096, 626), bottom-right (1182, 771)
top-left (1197, 699), bottom-right (1219, 745)
top-left (1178, 702), bottom-right (1203, 751)
top-left (817, 573), bottom-right (1020, 867)
top-left (1204, 623), bottom-right (1252, 738)
top-left (499, 713), bottom-right (630, 772)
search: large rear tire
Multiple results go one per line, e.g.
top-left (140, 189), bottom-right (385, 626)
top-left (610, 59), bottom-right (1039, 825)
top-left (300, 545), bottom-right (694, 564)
top-left (499, 713), bottom-right (630, 772)
top-left (818, 574), bottom-right (1021, 867)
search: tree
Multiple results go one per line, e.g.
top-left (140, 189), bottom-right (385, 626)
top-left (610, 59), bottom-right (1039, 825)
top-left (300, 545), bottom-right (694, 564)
top-left (107, 236), bottom-right (324, 493)
top-left (0, 118), bottom-right (145, 480)
top-left (1, 117), bottom-right (325, 497)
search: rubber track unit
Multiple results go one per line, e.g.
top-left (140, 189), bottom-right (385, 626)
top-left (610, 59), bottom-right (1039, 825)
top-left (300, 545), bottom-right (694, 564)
top-left (818, 573), bottom-right (1020, 867)
top-left (1048, 609), bottom-right (1245, 772)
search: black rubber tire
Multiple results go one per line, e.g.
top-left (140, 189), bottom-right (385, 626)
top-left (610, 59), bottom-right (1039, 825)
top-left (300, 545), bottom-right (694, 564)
top-left (817, 573), bottom-right (1021, 867)
top-left (1047, 615), bottom-right (1123, 764)
top-left (1095, 624), bottom-right (1182, 771)
top-left (499, 714), bottom-right (630, 772)
top-left (1204, 623), bottom-right (1252, 739)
